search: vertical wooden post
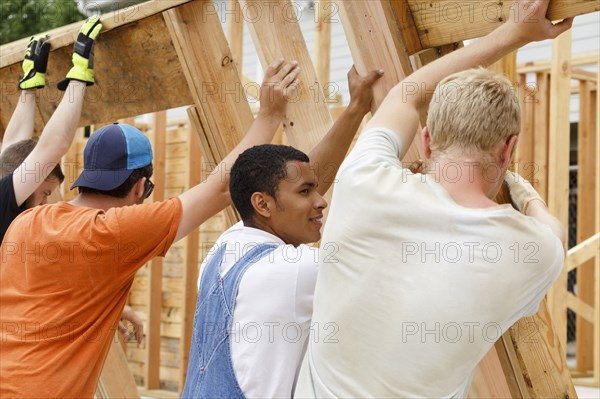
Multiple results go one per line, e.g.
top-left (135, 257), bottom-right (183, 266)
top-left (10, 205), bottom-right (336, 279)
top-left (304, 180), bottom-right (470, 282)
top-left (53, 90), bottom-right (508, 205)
top-left (314, 0), bottom-right (332, 98)
top-left (533, 72), bottom-right (550, 201)
top-left (178, 127), bottom-right (202, 391)
top-left (228, 0), bottom-right (244, 71)
top-left (516, 73), bottom-right (535, 179)
top-left (575, 79), bottom-right (596, 374)
top-left (144, 111), bottom-right (167, 389)
top-left (594, 67), bottom-right (600, 385)
top-left (547, 29), bottom-right (572, 350)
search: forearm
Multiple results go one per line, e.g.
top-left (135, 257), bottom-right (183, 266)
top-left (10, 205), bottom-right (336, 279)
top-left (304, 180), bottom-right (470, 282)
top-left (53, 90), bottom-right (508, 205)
top-left (1, 91), bottom-right (36, 154)
top-left (526, 200), bottom-right (566, 245)
top-left (308, 102), bottom-right (366, 195)
top-left (36, 81), bottom-right (86, 158)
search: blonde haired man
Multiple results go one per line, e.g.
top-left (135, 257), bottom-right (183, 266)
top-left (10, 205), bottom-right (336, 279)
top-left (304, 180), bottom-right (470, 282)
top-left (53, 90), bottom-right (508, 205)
top-left (296, 0), bottom-right (570, 397)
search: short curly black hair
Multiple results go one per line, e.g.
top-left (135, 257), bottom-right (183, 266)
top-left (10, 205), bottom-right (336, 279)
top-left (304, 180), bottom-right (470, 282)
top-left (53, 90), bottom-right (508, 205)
top-left (230, 144), bottom-right (309, 222)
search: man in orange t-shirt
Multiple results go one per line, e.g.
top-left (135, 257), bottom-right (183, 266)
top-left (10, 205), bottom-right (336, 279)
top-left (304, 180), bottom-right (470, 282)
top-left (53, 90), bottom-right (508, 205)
top-left (0, 58), bottom-right (300, 398)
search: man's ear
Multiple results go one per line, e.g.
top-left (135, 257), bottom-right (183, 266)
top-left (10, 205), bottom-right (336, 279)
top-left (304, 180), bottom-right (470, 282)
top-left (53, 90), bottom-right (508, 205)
top-left (250, 192), bottom-right (272, 218)
top-left (132, 177), bottom-right (146, 201)
top-left (421, 126), bottom-right (432, 159)
top-left (500, 134), bottom-right (518, 169)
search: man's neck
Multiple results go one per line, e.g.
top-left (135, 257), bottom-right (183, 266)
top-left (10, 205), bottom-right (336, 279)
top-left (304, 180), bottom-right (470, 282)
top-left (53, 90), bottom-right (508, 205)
top-left (69, 193), bottom-right (133, 211)
top-left (426, 156), bottom-right (502, 208)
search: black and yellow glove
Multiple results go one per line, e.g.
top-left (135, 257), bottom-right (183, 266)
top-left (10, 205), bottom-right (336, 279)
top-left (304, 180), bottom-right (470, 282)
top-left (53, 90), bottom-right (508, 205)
top-left (19, 35), bottom-right (51, 90)
top-left (57, 16), bottom-right (103, 91)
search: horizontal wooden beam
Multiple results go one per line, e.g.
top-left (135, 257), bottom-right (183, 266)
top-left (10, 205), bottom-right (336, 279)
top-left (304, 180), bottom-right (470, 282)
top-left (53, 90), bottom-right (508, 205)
top-left (0, 12), bottom-right (193, 139)
top-left (567, 232), bottom-right (600, 272)
top-left (572, 68), bottom-right (598, 83)
top-left (0, 0), bottom-right (195, 69)
top-left (567, 292), bottom-right (596, 323)
top-left (517, 52), bottom-right (599, 74)
top-left (409, 0), bottom-right (599, 48)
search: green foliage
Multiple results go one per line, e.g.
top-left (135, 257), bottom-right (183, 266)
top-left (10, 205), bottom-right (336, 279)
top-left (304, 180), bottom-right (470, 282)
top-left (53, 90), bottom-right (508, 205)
top-left (0, 0), bottom-right (85, 45)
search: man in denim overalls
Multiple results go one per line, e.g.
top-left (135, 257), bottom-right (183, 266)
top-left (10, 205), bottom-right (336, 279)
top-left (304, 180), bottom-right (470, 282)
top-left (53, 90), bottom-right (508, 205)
top-left (182, 67), bottom-right (384, 398)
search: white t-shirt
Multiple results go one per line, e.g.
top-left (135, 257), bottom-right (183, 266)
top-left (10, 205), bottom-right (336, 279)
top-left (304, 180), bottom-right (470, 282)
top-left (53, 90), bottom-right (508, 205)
top-left (295, 128), bottom-right (564, 398)
top-left (198, 222), bottom-right (319, 398)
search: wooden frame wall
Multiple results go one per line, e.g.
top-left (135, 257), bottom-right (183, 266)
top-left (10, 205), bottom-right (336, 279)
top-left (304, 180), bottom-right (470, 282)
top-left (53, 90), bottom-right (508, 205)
top-left (1, 0), bottom-right (598, 395)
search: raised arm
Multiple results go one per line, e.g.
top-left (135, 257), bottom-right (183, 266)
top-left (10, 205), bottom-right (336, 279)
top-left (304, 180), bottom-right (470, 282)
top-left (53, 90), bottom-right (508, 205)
top-left (365, 0), bottom-right (573, 160)
top-left (12, 17), bottom-right (102, 206)
top-left (308, 66), bottom-right (383, 195)
top-left (175, 59), bottom-right (300, 242)
top-left (1, 35), bottom-right (51, 154)
top-left (1, 92), bottom-right (36, 154)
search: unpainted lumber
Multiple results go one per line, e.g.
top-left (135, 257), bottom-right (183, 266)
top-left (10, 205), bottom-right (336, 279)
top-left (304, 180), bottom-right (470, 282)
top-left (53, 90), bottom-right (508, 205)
top-left (145, 111), bottom-right (167, 389)
top-left (239, 0), bottom-right (333, 154)
top-left (407, 0), bottom-right (600, 48)
top-left (547, 29), bottom-right (572, 350)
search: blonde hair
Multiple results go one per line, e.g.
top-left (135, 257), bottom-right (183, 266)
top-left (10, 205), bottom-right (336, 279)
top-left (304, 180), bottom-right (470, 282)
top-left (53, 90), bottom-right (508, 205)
top-left (426, 68), bottom-right (520, 158)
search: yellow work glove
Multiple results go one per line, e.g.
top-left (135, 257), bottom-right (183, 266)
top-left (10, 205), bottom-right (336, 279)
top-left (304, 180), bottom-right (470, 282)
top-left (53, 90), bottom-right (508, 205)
top-left (19, 35), bottom-right (51, 90)
top-left (57, 16), bottom-right (102, 91)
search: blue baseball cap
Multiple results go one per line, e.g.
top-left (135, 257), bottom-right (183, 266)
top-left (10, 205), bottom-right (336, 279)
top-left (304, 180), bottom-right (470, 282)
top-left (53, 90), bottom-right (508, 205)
top-left (71, 123), bottom-right (153, 191)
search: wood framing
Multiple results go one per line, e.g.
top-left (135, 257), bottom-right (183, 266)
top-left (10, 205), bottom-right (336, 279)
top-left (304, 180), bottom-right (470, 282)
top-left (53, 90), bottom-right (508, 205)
top-left (406, 0), bottom-right (599, 48)
top-left (0, 1), bottom-right (197, 138)
top-left (239, 0), bottom-right (333, 154)
top-left (96, 338), bottom-right (140, 398)
top-left (546, 29), bottom-right (572, 349)
top-left (1, 0), bottom-right (597, 394)
top-left (145, 111), bottom-right (167, 389)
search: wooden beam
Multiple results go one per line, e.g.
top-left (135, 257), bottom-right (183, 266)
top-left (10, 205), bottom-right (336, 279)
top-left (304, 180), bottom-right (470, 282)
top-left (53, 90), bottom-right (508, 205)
top-left (567, 233), bottom-right (600, 273)
top-left (228, 0), bottom-right (244, 71)
top-left (546, 29), bottom-right (572, 350)
top-left (163, 1), bottom-right (254, 158)
top-left (595, 64), bottom-right (600, 385)
top-left (145, 111), bottom-right (167, 389)
top-left (533, 72), bottom-right (550, 201)
top-left (178, 128), bottom-right (202, 392)
top-left (96, 337), bottom-right (140, 398)
top-left (336, 0), bottom-right (423, 163)
top-left (0, 0), bottom-right (195, 68)
top-left (516, 74), bottom-right (535, 180)
top-left (337, 0), bottom-right (413, 113)
top-left (239, 0), bottom-right (333, 154)
top-left (314, 0), bottom-right (333, 97)
top-left (407, 0), bottom-right (599, 48)
top-left (567, 292), bottom-right (596, 323)
top-left (517, 52), bottom-right (599, 74)
top-left (0, 12), bottom-right (193, 139)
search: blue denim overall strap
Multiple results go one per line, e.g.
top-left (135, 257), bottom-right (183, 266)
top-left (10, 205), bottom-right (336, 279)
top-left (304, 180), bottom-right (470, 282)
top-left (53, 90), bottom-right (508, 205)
top-left (181, 242), bottom-right (276, 399)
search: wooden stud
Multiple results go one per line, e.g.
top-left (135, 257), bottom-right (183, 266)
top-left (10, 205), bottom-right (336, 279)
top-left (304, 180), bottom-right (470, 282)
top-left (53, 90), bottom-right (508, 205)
top-left (239, 0), bottom-right (333, 154)
top-left (96, 336), bottom-right (140, 398)
top-left (576, 78), bottom-right (598, 374)
top-left (314, 1), bottom-right (333, 98)
top-left (144, 111), bottom-right (167, 389)
top-left (595, 66), bottom-right (600, 385)
top-left (178, 127), bottom-right (202, 392)
top-left (546, 29), bottom-right (572, 350)
top-left (406, 0), bottom-right (599, 48)
top-left (228, 0), bottom-right (244, 71)
top-left (516, 73), bottom-right (535, 180)
top-left (533, 72), bottom-right (550, 201)
top-left (336, 0), bottom-right (424, 163)
top-left (518, 52), bottom-right (599, 74)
